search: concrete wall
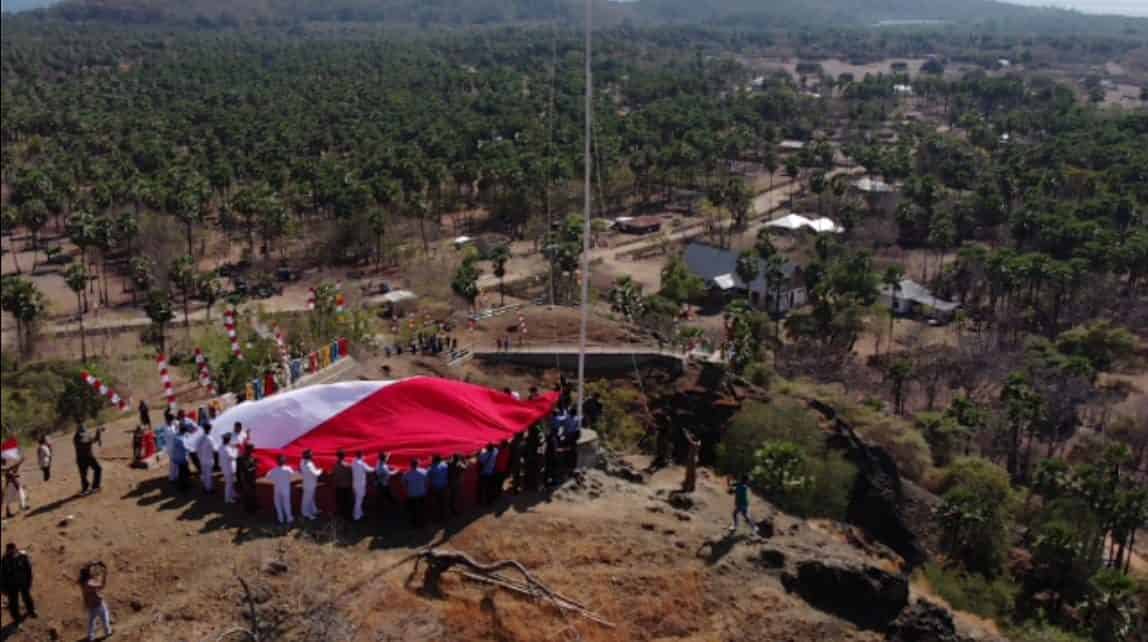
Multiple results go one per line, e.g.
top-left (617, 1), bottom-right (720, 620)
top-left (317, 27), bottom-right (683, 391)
top-left (474, 351), bottom-right (685, 376)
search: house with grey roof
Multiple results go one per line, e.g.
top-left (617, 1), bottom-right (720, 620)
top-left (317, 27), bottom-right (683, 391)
top-left (682, 242), bottom-right (807, 314)
top-left (879, 278), bottom-right (960, 323)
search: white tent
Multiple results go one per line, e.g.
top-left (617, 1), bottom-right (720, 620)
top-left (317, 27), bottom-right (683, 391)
top-left (765, 214), bottom-right (843, 234)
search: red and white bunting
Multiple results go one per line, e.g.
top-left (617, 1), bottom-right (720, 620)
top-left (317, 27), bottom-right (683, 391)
top-left (193, 347), bottom-right (216, 396)
top-left (155, 354), bottom-right (177, 410)
top-left (306, 288), bottom-right (316, 311)
top-left (81, 370), bottom-right (131, 412)
top-left (224, 306), bottom-right (244, 360)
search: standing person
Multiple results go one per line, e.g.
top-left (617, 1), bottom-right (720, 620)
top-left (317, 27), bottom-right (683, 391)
top-left (162, 406), bottom-right (174, 427)
top-left (729, 475), bottom-right (754, 535)
top-left (138, 399), bottom-right (151, 428)
top-left (1, 542), bottom-right (36, 626)
top-left (427, 455), bottom-right (449, 521)
top-left (218, 434), bottom-right (238, 504)
top-left (351, 451), bottom-right (372, 522)
top-left (509, 433), bottom-right (525, 493)
top-left (543, 426), bottom-right (561, 487)
top-left (401, 459), bottom-right (428, 527)
top-left (238, 444), bottom-right (259, 513)
top-left (73, 424), bottom-right (103, 496)
top-left (333, 450), bottom-right (354, 521)
top-left (197, 424), bottom-right (216, 494)
top-left (447, 454), bottom-right (468, 516)
top-left (131, 425), bottom-right (145, 465)
top-left (170, 426), bottom-right (190, 493)
top-left (523, 425), bottom-right (542, 492)
top-left (231, 422), bottom-right (248, 448)
top-left (477, 443), bottom-right (499, 505)
top-left (682, 429), bottom-right (700, 493)
top-left (80, 562), bottom-right (111, 641)
top-left (160, 418), bottom-right (178, 483)
top-left (266, 455), bottom-right (295, 525)
top-left (375, 452), bottom-right (396, 513)
top-left (300, 450), bottom-right (323, 520)
top-left (4, 460), bottom-right (28, 517)
top-left (177, 411), bottom-right (201, 476)
top-left (583, 392), bottom-right (603, 430)
top-left (37, 435), bottom-right (52, 482)
top-left (493, 440), bottom-right (511, 500)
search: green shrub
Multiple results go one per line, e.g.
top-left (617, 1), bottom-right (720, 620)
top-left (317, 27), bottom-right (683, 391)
top-left (743, 361), bottom-right (773, 387)
top-left (1004, 622), bottom-right (1090, 642)
top-left (1, 360), bottom-right (121, 438)
top-left (717, 400), bottom-right (822, 475)
top-left (585, 380), bottom-right (646, 451)
top-left (921, 563), bottom-right (1018, 621)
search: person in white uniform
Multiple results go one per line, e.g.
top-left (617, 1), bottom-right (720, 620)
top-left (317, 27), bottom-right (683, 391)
top-left (163, 420), bottom-right (179, 482)
top-left (300, 449), bottom-right (323, 520)
top-left (218, 433), bottom-right (238, 504)
top-left (197, 424), bottom-right (217, 494)
top-left (351, 451), bottom-right (372, 521)
top-left (266, 455), bottom-right (296, 525)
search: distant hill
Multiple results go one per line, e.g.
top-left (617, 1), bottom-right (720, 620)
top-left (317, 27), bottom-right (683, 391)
top-left (22, 0), bottom-right (1148, 35)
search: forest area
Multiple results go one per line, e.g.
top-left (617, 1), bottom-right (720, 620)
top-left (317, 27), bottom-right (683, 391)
top-left (1, 2), bottom-right (1147, 641)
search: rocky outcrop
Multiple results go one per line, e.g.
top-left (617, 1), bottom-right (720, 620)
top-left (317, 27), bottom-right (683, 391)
top-left (886, 599), bottom-right (963, 642)
top-left (781, 558), bottom-right (909, 630)
top-left (809, 399), bottom-right (928, 568)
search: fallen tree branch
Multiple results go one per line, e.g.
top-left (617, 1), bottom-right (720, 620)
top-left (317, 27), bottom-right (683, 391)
top-left (416, 549), bottom-right (613, 628)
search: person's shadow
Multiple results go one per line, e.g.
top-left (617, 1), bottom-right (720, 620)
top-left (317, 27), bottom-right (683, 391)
top-left (696, 531), bottom-right (740, 565)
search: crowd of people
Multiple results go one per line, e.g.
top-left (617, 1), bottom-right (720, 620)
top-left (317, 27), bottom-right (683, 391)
top-left (151, 384), bottom-right (602, 529)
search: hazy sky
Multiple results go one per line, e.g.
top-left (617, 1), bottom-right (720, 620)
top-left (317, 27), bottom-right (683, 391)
top-left (1004, 0), bottom-right (1148, 17)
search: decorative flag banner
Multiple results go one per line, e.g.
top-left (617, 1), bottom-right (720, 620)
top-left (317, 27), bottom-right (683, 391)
top-left (207, 377), bottom-right (558, 475)
top-left (1, 438), bottom-right (22, 464)
top-left (306, 288), bottom-right (316, 311)
top-left (224, 307), bottom-right (244, 360)
top-left (194, 348), bottom-right (216, 396)
top-left (81, 370), bottom-right (131, 413)
top-left (156, 355), bottom-right (177, 409)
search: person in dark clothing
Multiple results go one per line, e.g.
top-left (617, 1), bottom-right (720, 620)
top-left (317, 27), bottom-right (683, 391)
top-left (333, 450), bottom-right (354, 521)
top-left (523, 425), bottom-right (542, 492)
top-left (237, 444), bottom-right (259, 513)
top-left (138, 400), bottom-right (151, 428)
top-left (477, 443), bottom-right (499, 505)
top-left (163, 407), bottom-right (174, 427)
top-left (508, 433), bottom-right (525, 493)
top-left (447, 454), bottom-right (468, 516)
top-left (564, 415), bottom-right (582, 475)
top-left (544, 427), bottom-right (561, 487)
top-left (73, 425), bottom-right (103, 495)
top-left (583, 393), bottom-right (603, 430)
top-left (1, 542), bottom-right (36, 625)
top-left (493, 440), bottom-right (511, 500)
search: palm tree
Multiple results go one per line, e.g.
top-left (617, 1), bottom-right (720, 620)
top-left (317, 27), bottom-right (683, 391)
top-left (887, 358), bottom-right (913, 415)
top-left (20, 200), bottom-right (49, 269)
top-left (882, 266), bottom-right (904, 356)
top-left (169, 256), bottom-right (197, 341)
top-left (490, 245), bottom-right (511, 306)
top-left (451, 256), bottom-right (482, 312)
top-left (65, 263), bottom-right (90, 363)
top-left (736, 250), bottom-right (760, 306)
top-left (367, 206), bottom-right (387, 270)
top-left (144, 289), bottom-right (174, 355)
top-left (1, 206), bottom-right (22, 274)
top-left (1, 276), bottom-right (45, 356)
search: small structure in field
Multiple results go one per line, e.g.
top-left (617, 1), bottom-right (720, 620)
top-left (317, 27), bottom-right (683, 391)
top-left (613, 216), bottom-right (663, 235)
top-left (765, 213), bottom-right (843, 234)
top-left (880, 278), bottom-right (959, 323)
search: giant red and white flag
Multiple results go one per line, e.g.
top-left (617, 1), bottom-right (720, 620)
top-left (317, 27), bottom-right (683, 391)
top-left (210, 377), bottom-right (557, 474)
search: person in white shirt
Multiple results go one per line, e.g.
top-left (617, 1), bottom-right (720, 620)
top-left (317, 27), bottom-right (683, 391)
top-left (351, 451), bottom-right (372, 521)
top-left (402, 459), bottom-right (428, 528)
top-left (197, 424), bottom-right (217, 494)
top-left (218, 433), bottom-right (238, 504)
top-left (163, 420), bottom-right (179, 482)
top-left (265, 455), bottom-right (296, 525)
top-left (37, 435), bottom-right (52, 482)
top-left (231, 422), bottom-right (248, 448)
top-left (300, 449), bottom-right (323, 520)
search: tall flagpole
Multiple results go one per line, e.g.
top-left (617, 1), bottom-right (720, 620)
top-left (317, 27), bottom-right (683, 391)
top-left (576, 0), bottom-right (592, 422)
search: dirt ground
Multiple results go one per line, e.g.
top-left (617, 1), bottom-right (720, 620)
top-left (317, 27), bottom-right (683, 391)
top-left (0, 409), bottom-right (898, 642)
